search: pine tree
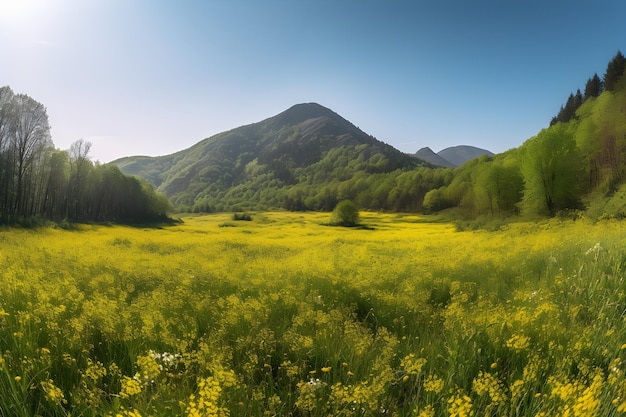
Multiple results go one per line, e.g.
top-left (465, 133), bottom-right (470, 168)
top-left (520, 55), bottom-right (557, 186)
top-left (584, 73), bottom-right (603, 99)
top-left (604, 50), bottom-right (626, 92)
top-left (551, 90), bottom-right (583, 125)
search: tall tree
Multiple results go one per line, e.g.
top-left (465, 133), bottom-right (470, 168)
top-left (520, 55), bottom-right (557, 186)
top-left (584, 73), bottom-right (603, 99)
top-left (10, 94), bottom-right (52, 218)
top-left (551, 90), bottom-right (584, 125)
top-left (41, 149), bottom-right (69, 220)
top-left (67, 139), bottom-right (93, 220)
top-left (604, 50), bottom-right (626, 92)
top-left (0, 86), bottom-right (16, 222)
top-left (521, 123), bottom-right (582, 216)
top-left (473, 161), bottom-right (523, 215)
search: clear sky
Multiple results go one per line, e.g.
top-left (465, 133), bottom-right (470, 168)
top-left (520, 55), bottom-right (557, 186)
top-left (1, 0), bottom-right (625, 163)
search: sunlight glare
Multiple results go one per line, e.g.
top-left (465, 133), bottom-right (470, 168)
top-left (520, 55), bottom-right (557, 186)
top-left (0, 0), bottom-right (46, 19)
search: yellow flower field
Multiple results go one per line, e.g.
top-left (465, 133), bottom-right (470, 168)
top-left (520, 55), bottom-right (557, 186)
top-left (1, 212), bottom-right (626, 416)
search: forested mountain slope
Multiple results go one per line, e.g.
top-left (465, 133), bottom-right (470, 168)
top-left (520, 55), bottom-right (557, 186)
top-left (115, 103), bottom-right (427, 211)
top-left (423, 51), bottom-right (626, 219)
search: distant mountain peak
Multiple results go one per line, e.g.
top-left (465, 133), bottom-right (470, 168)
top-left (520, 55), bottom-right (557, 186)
top-left (114, 103), bottom-right (421, 207)
top-left (414, 145), bottom-right (493, 167)
top-left (415, 147), bottom-right (455, 167)
top-left (437, 146), bottom-right (493, 167)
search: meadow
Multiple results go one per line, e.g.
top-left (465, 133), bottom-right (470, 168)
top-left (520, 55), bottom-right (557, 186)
top-left (1, 212), bottom-right (626, 416)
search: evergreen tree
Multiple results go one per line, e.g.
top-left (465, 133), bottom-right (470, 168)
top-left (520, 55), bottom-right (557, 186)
top-left (604, 50), bottom-right (626, 92)
top-left (584, 73), bottom-right (603, 99)
top-left (551, 90), bottom-right (583, 125)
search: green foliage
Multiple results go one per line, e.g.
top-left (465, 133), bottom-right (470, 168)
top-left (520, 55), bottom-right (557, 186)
top-left (521, 123), bottom-right (582, 216)
top-left (115, 104), bottom-right (428, 213)
top-left (232, 212), bottom-right (253, 221)
top-left (584, 73), bottom-right (603, 99)
top-left (425, 52), bottom-right (626, 220)
top-left (114, 52), bottom-right (626, 222)
top-left (604, 50), bottom-right (626, 92)
top-left (330, 200), bottom-right (360, 226)
top-left (0, 87), bottom-right (172, 225)
top-left (550, 89), bottom-right (583, 126)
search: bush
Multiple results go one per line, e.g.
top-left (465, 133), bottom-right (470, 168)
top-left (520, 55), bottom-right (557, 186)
top-left (330, 200), bottom-right (360, 227)
top-left (232, 212), bottom-right (253, 221)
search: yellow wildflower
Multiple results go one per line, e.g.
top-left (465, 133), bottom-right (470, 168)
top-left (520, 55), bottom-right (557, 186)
top-left (41, 379), bottom-right (67, 405)
top-left (448, 392), bottom-right (474, 417)
top-left (400, 354), bottom-right (427, 375)
top-left (423, 374), bottom-right (444, 394)
top-left (506, 334), bottom-right (530, 351)
top-left (119, 376), bottom-right (142, 398)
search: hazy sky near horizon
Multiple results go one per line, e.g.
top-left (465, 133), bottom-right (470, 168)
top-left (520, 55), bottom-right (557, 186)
top-left (1, 0), bottom-right (625, 163)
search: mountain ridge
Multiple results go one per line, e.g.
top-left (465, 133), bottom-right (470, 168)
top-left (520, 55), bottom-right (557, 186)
top-left (438, 145), bottom-right (494, 166)
top-left (114, 102), bottom-right (426, 208)
top-left (415, 147), bottom-right (455, 167)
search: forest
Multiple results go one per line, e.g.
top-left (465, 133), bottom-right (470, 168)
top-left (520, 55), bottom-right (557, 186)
top-left (0, 86), bottom-right (171, 225)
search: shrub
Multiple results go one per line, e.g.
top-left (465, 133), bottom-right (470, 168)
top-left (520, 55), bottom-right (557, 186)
top-left (232, 212), bottom-right (253, 221)
top-left (330, 200), bottom-right (360, 227)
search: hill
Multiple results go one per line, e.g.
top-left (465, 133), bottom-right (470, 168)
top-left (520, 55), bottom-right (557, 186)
top-left (414, 147), bottom-right (455, 167)
top-left (423, 51), bottom-right (626, 220)
top-left (114, 103), bottom-right (424, 210)
top-left (437, 145), bottom-right (494, 166)
top-left (415, 146), bottom-right (493, 167)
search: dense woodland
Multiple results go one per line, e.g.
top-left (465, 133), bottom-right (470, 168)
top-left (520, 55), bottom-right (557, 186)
top-left (0, 86), bottom-right (171, 225)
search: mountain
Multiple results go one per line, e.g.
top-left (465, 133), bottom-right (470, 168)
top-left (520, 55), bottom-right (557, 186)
top-left (114, 103), bottom-right (423, 209)
top-left (414, 145), bottom-right (493, 167)
top-left (414, 147), bottom-right (455, 167)
top-left (437, 145), bottom-right (494, 167)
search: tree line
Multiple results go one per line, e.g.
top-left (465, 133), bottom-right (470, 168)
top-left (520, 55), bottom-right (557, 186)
top-left (424, 51), bottom-right (626, 219)
top-left (0, 86), bottom-right (171, 225)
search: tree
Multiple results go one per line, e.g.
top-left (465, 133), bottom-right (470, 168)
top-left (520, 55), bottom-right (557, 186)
top-left (473, 161), bottom-right (523, 215)
top-left (0, 86), bottom-right (173, 224)
top-left (41, 149), bottom-right (69, 220)
top-left (0, 86), bottom-right (15, 222)
top-left (604, 50), bottom-right (626, 92)
top-left (521, 123), bottom-right (582, 216)
top-left (67, 139), bottom-right (93, 220)
top-left (330, 200), bottom-right (360, 226)
top-left (584, 73), bottom-right (603, 99)
top-left (10, 93), bottom-right (52, 218)
top-left (551, 90), bottom-right (583, 125)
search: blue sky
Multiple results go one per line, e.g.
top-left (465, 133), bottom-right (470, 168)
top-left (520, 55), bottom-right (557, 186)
top-left (1, 0), bottom-right (625, 162)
